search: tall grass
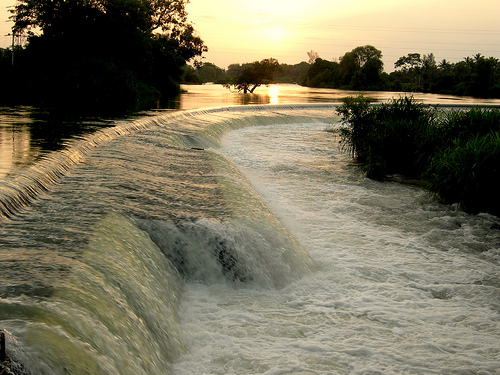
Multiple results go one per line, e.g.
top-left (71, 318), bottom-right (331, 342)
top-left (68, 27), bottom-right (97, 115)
top-left (338, 96), bottom-right (438, 179)
top-left (426, 132), bottom-right (500, 214)
top-left (337, 95), bottom-right (500, 216)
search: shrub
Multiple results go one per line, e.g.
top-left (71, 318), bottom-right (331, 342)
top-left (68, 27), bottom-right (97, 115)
top-left (337, 95), bottom-right (437, 179)
top-left (337, 95), bottom-right (500, 216)
top-left (371, 96), bottom-right (438, 177)
top-left (438, 107), bottom-right (500, 142)
top-left (426, 132), bottom-right (500, 214)
top-left (337, 94), bottom-right (374, 161)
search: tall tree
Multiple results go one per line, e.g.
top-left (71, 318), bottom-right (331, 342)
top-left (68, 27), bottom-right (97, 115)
top-left (394, 53), bottom-right (422, 72)
top-left (10, 0), bottom-right (207, 112)
top-left (339, 45), bottom-right (383, 89)
top-left (351, 45), bottom-right (383, 67)
top-left (394, 53), bottom-right (424, 91)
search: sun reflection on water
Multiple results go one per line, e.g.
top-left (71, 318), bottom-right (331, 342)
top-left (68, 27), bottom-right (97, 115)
top-left (268, 85), bottom-right (279, 105)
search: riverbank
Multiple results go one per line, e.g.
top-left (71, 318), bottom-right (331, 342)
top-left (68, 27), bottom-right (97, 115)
top-left (337, 95), bottom-right (500, 216)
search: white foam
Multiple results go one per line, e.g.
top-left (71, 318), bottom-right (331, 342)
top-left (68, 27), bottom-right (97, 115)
top-left (173, 122), bottom-right (500, 374)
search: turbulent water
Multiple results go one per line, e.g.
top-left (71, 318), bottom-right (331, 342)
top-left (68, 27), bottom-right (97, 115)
top-left (174, 123), bottom-right (500, 374)
top-left (0, 103), bottom-right (499, 374)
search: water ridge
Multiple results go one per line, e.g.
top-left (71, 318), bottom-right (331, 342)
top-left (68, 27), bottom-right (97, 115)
top-left (0, 104), bottom-right (337, 219)
top-left (0, 105), bottom-right (332, 374)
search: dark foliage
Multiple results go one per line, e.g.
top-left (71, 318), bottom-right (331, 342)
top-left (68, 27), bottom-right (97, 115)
top-left (274, 62), bottom-right (310, 84)
top-left (391, 53), bottom-right (500, 98)
top-left (305, 47), bottom-right (500, 99)
top-left (183, 60), bottom-right (310, 87)
top-left (305, 45), bottom-right (384, 90)
top-left (427, 133), bottom-right (500, 214)
top-left (338, 95), bottom-right (500, 216)
top-left (338, 95), bottom-right (437, 179)
top-left (1, 0), bottom-right (207, 114)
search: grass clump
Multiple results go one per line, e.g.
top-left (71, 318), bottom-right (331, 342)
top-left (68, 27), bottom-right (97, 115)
top-left (337, 95), bottom-right (500, 216)
top-left (427, 132), bottom-right (500, 214)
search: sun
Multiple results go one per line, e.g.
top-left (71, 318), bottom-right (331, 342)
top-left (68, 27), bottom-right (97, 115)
top-left (264, 26), bottom-right (286, 42)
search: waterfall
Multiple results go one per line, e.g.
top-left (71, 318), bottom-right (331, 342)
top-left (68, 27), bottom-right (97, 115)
top-left (0, 105), bottom-right (333, 374)
top-left (0, 104), bottom-right (335, 219)
top-left (1, 102), bottom-right (499, 374)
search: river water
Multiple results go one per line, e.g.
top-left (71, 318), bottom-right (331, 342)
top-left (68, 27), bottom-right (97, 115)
top-left (0, 85), bottom-right (499, 374)
top-left (2, 83), bottom-right (500, 178)
top-left (175, 122), bottom-right (500, 374)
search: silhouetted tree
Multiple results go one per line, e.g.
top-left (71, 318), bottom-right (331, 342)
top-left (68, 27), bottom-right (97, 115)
top-left (224, 58), bottom-right (280, 93)
top-left (195, 62), bottom-right (226, 83)
top-left (305, 58), bottom-right (338, 87)
top-left (8, 0), bottom-right (207, 112)
top-left (305, 45), bottom-right (383, 90)
top-left (351, 45), bottom-right (383, 67)
top-left (274, 62), bottom-right (310, 84)
top-left (394, 53), bottom-right (424, 91)
top-left (394, 52), bottom-right (439, 92)
top-left (303, 46), bottom-right (500, 98)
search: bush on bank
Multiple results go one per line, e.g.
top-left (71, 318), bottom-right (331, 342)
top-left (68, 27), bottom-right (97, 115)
top-left (337, 95), bottom-right (500, 216)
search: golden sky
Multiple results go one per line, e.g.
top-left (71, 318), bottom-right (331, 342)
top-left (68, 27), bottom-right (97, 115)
top-left (186, 0), bottom-right (500, 70)
top-left (2, 0), bottom-right (500, 71)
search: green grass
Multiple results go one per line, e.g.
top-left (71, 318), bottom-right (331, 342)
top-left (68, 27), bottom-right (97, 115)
top-left (426, 132), bottom-right (500, 214)
top-left (337, 95), bottom-right (500, 216)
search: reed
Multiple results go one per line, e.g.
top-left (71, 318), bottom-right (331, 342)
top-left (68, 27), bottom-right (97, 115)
top-left (426, 132), bottom-right (500, 214)
top-left (337, 95), bottom-right (500, 216)
top-left (338, 95), bottom-right (437, 179)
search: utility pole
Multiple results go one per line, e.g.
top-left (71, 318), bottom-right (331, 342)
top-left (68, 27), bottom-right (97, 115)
top-left (6, 5), bottom-right (15, 66)
top-left (11, 32), bottom-right (15, 66)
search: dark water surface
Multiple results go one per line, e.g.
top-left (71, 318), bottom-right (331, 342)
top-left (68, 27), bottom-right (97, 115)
top-left (2, 83), bottom-right (500, 178)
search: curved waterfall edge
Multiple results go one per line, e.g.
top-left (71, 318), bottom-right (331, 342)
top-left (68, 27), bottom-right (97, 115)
top-left (0, 104), bottom-right (338, 220)
top-left (0, 104), bottom-right (337, 374)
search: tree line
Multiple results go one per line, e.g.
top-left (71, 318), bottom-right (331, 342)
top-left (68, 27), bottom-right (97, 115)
top-left (185, 45), bottom-right (500, 99)
top-left (182, 59), bottom-right (311, 89)
top-left (2, 5), bottom-right (500, 116)
top-left (0, 0), bottom-right (206, 114)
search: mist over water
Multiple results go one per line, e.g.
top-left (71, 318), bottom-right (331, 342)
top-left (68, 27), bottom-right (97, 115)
top-left (0, 87), bottom-right (499, 374)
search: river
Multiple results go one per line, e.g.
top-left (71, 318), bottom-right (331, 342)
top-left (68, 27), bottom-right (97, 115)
top-left (2, 83), bottom-right (500, 178)
top-left (0, 85), bottom-right (499, 374)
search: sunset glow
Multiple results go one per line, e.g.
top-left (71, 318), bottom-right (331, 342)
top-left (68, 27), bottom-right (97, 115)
top-left (263, 26), bottom-right (286, 42)
top-left (1, 0), bottom-right (500, 71)
top-left (184, 0), bottom-right (500, 70)
top-left (268, 85), bottom-right (280, 104)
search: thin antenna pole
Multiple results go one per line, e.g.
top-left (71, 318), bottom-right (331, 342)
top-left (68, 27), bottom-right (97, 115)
top-left (11, 33), bottom-right (15, 66)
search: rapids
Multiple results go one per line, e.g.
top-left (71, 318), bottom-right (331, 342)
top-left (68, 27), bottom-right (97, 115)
top-left (0, 101), bottom-right (499, 374)
top-left (0, 105), bottom-right (329, 374)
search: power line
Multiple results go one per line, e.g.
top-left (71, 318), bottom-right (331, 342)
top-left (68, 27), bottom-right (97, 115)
top-left (292, 24), bottom-right (500, 36)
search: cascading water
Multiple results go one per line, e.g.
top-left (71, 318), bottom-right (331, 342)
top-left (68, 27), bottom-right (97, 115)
top-left (0, 105), bottom-right (329, 374)
top-left (174, 121), bottom-right (500, 374)
top-left (0, 104), bottom-right (499, 374)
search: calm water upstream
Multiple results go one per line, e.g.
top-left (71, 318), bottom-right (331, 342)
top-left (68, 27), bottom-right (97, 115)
top-left (0, 85), bottom-right (499, 374)
top-left (2, 83), bottom-right (500, 177)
